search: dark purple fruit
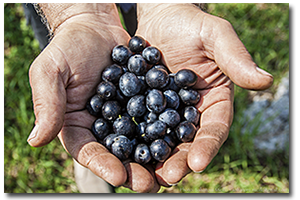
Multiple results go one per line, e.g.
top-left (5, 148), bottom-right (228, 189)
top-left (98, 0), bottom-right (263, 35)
top-left (150, 139), bottom-right (171, 162)
top-left (127, 95), bottom-right (147, 117)
top-left (111, 135), bottom-right (133, 160)
top-left (175, 121), bottom-right (197, 142)
top-left (142, 46), bottom-right (161, 64)
top-left (86, 94), bottom-right (103, 117)
top-left (146, 89), bottom-right (166, 114)
top-left (102, 101), bottom-right (121, 122)
top-left (183, 106), bottom-right (201, 126)
top-left (87, 43), bottom-right (202, 165)
top-left (112, 45), bottom-right (132, 65)
top-left (119, 72), bottom-right (141, 97)
top-left (144, 120), bottom-right (167, 142)
top-left (113, 116), bottom-right (136, 139)
top-left (174, 69), bottom-right (198, 88)
top-left (145, 68), bottom-right (169, 89)
top-left (134, 143), bottom-right (151, 164)
top-left (178, 88), bottom-right (200, 106)
top-left (102, 64), bottom-right (123, 84)
top-left (163, 89), bottom-right (180, 109)
top-left (127, 54), bottom-right (147, 75)
top-left (97, 81), bottom-right (116, 100)
top-left (158, 109), bottom-right (181, 128)
top-left (128, 35), bottom-right (147, 53)
top-left (92, 118), bottom-right (111, 141)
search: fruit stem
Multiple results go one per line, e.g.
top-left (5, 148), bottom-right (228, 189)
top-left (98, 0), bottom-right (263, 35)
top-left (132, 117), bottom-right (138, 125)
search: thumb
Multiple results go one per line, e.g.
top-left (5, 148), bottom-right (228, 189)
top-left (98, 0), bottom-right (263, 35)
top-left (212, 19), bottom-right (273, 90)
top-left (28, 44), bottom-right (68, 147)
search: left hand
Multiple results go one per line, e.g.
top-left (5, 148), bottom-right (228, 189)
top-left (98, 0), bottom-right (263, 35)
top-left (136, 3), bottom-right (273, 186)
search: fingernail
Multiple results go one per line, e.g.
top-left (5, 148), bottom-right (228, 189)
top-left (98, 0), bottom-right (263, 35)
top-left (27, 124), bottom-right (39, 143)
top-left (256, 66), bottom-right (272, 77)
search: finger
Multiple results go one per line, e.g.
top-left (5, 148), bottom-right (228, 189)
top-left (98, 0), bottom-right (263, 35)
top-left (59, 110), bottom-right (127, 186)
top-left (61, 111), bottom-right (158, 190)
top-left (122, 162), bottom-right (156, 193)
top-left (155, 162), bottom-right (170, 187)
top-left (156, 143), bottom-right (192, 186)
top-left (188, 123), bottom-right (229, 172)
top-left (143, 164), bottom-right (161, 193)
top-left (28, 44), bottom-right (69, 147)
top-left (188, 85), bottom-right (233, 172)
top-left (58, 114), bottom-right (128, 187)
top-left (203, 14), bottom-right (273, 90)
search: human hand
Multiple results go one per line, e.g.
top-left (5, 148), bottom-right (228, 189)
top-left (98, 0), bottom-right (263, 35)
top-left (136, 3), bottom-right (273, 186)
top-left (27, 3), bottom-right (157, 192)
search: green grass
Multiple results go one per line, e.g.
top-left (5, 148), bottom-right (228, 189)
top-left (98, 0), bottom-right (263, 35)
top-left (4, 3), bottom-right (78, 193)
top-left (4, 3), bottom-right (289, 193)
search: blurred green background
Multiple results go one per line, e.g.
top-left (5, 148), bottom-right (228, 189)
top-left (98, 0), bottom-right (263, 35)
top-left (4, 3), bottom-right (289, 193)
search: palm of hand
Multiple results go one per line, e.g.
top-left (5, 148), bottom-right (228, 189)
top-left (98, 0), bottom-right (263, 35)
top-left (29, 19), bottom-right (137, 185)
top-left (136, 5), bottom-right (236, 185)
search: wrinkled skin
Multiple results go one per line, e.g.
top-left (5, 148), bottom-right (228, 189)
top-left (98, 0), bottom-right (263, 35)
top-left (28, 3), bottom-right (273, 193)
top-left (136, 3), bottom-right (273, 186)
top-left (28, 4), bottom-right (157, 193)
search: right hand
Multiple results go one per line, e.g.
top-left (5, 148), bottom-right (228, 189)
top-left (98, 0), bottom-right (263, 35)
top-left (28, 3), bottom-right (158, 193)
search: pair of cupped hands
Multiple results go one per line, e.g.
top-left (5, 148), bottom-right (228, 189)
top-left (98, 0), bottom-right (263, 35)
top-left (27, 3), bottom-right (273, 193)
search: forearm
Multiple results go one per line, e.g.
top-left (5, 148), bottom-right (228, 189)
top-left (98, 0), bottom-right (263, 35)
top-left (38, 3), bottom-right (121, 34)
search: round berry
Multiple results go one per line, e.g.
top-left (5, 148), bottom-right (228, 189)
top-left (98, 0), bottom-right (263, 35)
top-left (183, 106), bottom-right (201, 126)
top-left (145, 120), bottom-right (167, 142)
top-left (150, 139), bottom-right (171, 162)
top-left (97, 81), bottom-right (116, 100)
top-left (163, 89), bottom-right (180, 109)
top-left (119, 72), bottom-right (141, 97)
top-left (102, 101), bottom-right (121, 122)
top-left (178, 88), bottom-right (200, 106)
top-left (127, 95), bottom-right (147, 117)
top-left (174, 69), bottom-right (198, 88)
top-left (111, 135), bottom-right (133, 160)
top-left (145, 68), bottom-right (169, 89)
top-left (92, 118), bottom-right (110, 141)
top-left (159, 109), bottom-right (181, 128)
top-left (142, 46), bottom-right (161, 64)
top-left (113, 116), bottom-right (136, 139)
top-left (112, 45), bottom-right (132, 65)
top-left (128, 35), bottom-right (147, 53)
top-left (175, 121), bottom-right (197, 142)
top-left (134, 143), bottom-right (151, 164)
top-left (86, 94), bottom-right (103, 117)
top-left (102, 64), bottom-right (123, 84)
top-left (127, 54), bottom-right (148, 75)
top-left (146, 89), bottom-right (167, 114)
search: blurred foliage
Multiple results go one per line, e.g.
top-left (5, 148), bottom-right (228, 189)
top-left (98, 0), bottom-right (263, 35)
top-left (208, 3), bottom-right (289, 87)
top-left (4, 3), bottom-right (78, 193)
top-left (4, 3), bottom-right (289, 193)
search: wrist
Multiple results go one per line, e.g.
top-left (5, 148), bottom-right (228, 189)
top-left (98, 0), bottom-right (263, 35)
top-left (137, 3), bottom-right (200, 21)
top-left (38, 3), bottom-right (122, 35)
top-left (137, 3), bottom-right (174, 21)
